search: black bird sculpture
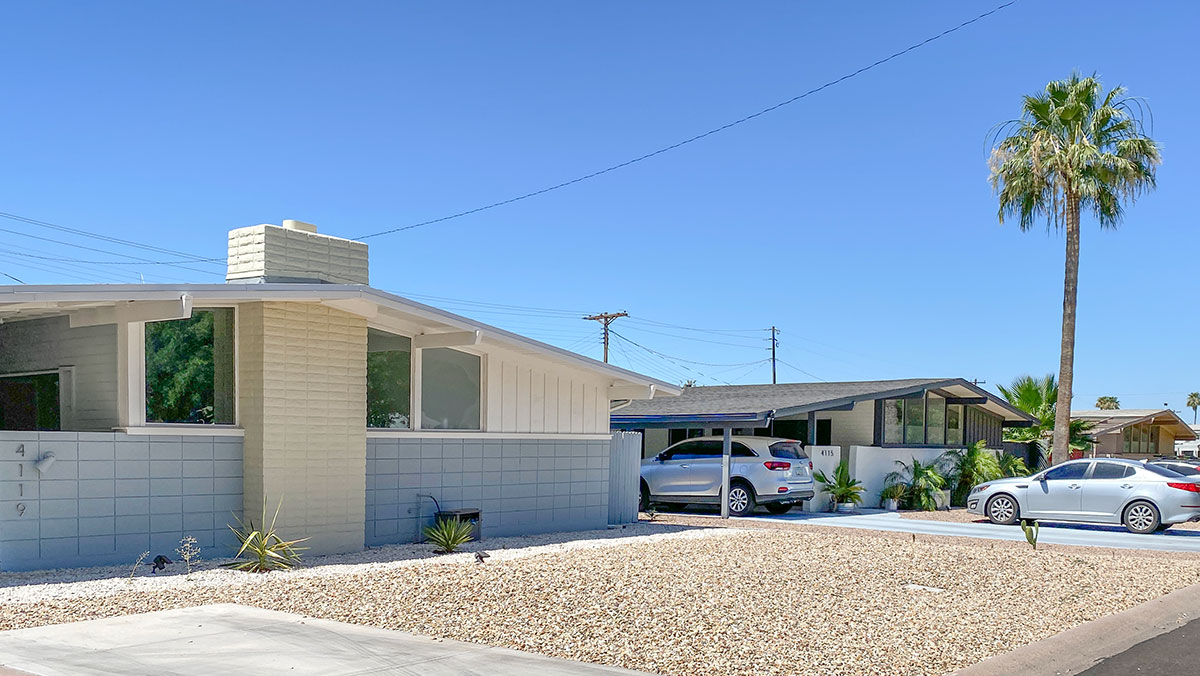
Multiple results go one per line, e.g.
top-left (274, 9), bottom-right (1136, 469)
top-left (150, 555), bottom-right (172, 573)
top-left (474, 551), bottom-right (490, 564)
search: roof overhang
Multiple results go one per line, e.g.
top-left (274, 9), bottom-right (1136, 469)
top-left (1075, 409), bottom-right (1198, 440)
top-left (611, 411), bottom-right (774, 430)
top-left (0, 283), bottom-right (681, 400)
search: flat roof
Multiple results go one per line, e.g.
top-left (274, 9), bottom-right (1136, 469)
top-left (1072, 409), bottom-right (1197, 440)
top-left (0, 283), bottom-right (681, 397)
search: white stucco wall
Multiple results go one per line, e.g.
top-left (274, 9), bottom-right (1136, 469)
top-left (849, 445), bottom-right (947, 508)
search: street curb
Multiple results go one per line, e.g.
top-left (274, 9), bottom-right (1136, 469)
top-left (949, 580), bottom-right (1200, 675)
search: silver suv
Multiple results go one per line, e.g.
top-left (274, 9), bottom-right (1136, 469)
top-left (640, 436), bottom-right (815, 517)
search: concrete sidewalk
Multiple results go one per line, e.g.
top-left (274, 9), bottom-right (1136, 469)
top-left (0, 605), bottom-right (651, 676)
top-left (754, 510), bottom-right (1200, 553)
top-left (950, 581), bottom-right (1200, 675)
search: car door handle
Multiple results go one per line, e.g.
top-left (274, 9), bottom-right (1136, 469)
top-left (679, 464), bottom-right (690, 469)
top-left (1121, 484), bottom-right (1133, 489)
top-left (1068, 484), bottom-right (1081, 490)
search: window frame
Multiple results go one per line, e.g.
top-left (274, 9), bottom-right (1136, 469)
top-left (0, 367), bottom-right (74, 431)
top-left (414, 344), bottom-right (487, 432)
top-left (134, 305), bottom-right (239, 429)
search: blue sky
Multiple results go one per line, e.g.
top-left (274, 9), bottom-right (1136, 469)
top-left (1, 1), bottom-right (1197, 412)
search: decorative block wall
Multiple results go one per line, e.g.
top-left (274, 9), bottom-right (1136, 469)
top-left (365, 436), bottom-right (610, 545)
top-left (0, 431), bottom-right (243, 571)
top-left (226, 224), bottom-right (369, 285)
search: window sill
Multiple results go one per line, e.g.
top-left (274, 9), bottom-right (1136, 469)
top-left (113, 425), bottom-right (245, 437)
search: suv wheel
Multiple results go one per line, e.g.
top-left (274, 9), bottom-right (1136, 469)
top-left (1123, 501), bottom-right (1160, 534)
top-left (727, 482), bottom-right (756, 517)
top-left (986, 494), bottom-right (1019, 525)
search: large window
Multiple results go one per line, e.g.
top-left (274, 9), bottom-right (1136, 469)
top-left (367, 329), bottom-right (412, 429)
top-left (145, 309), bottom-right (235, 424)
top-left (882, 394), bottom-right (996, 448)
top-left (421, 347), bottom-right (481, 430)
top-left (0, 372), bottom-right (60, 431)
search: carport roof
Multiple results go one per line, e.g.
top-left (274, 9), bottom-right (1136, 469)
top-left (612, 378), bottom-right (1036, 427)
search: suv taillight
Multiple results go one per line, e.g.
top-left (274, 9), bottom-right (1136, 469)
top-left (763, 461), bottom-right (791, 471)
top-left (809, 460), bottom-right (813, 471)
top-left (1168, 482), bottom-right (1200, 493)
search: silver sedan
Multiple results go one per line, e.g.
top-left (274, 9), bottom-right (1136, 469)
top-left (966, 458), bottom-right (1200, 534)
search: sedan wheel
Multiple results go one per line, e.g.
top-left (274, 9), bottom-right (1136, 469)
top-left (1123, 501), bottom-right (1160, 535)
top-left (986, 495), bottom-right (1019, 526)
top-left (727, 484), bottom-right (756, 517)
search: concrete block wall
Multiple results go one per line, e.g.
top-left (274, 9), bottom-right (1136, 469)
top-left (0, 431), bottom-right (243, 571)
top-left (226, 224), bottom-right (369, 285)
top-left (238, 302), bottom-right (368, 556)
top-left (365, 436), bottom-right (610, 545)
top-left (0, 315), bottom-right (118, 431)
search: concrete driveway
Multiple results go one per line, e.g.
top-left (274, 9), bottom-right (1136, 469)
top-left (0, 605), bottom-right (650, 676)
top-left (754, 510), bottom-right (1200, 553)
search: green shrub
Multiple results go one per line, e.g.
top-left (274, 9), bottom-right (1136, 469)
top-left (424, 517), bottom-right (474, 553)
top-left (879, 482), bottom-right (907, 504)
top-left (222, 498), bottom-right (308, 573)
top-left (940, 440), bottom-right (1001, 506)
top-left (999, 453), bottom-right (1030, 478)
top-left (885, 457), bottom-right (946, 511)
top-left (813, 461), bottom-right (864, 508)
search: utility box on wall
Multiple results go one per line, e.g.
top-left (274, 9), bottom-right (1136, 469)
top-left (435, 508), bottom-right (482, 542)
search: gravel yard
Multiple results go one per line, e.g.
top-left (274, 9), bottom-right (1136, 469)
top-left (2, 520), bottom-right (1198, 676)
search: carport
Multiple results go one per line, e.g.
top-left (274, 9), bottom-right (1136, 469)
top-left (622, 412), bottom-right (772, 518)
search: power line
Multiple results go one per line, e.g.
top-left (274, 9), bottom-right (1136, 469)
top-left (1, 270), bottom-right (24, 284)
top-left (776, 358), bottom-right (826, 382)
top-left (0, 224), bottom-right (220, 278)
top-left (353, 1), bottom-right (1017, 240)
top-left (610, 331), bottom-right (733, 385)
top-left (0, 211), bottom-right (224, 265)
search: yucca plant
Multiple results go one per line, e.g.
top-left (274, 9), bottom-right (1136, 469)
top-left (885, 457), bottom-right (946, 511)
top-left (424, 517), bottom-right (474, 553)
top-left (222, 498), bottom-right (308, 573)
top-left (879, 482), bottom-right (907, 508)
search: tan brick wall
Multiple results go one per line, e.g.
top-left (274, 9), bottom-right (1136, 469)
top-left (238, 301), bottom-right (368, 555)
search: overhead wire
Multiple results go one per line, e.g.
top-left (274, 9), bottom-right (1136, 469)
top-left (353, 0), bottom-right (1018, 240)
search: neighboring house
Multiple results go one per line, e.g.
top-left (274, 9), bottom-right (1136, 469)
top-left (1071, 409), bottom-right (1197, 459)
top-left (0, 220), bottom-right (678, 571)
top-left (1175, 425), bottom-right (1200, 458)
top-left (611, 378), bottom-right (1036, 508)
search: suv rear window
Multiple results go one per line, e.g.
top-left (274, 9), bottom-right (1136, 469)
top-left (768, 441), bottom-right (808, 460)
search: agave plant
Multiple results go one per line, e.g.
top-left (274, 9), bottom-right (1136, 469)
top-left (222, 498), bottom-right (308, 573)
top-left (885, 457), bottom-right (945, 511)
top-left (424, 517), bottom-right (474, 553)
top-left (940, 440), bottom-right (1001, 507)
top-left (813, 461), bottom-right (864, 509)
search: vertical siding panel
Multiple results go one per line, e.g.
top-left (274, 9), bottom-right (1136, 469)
top-left (596, 384), bottom-right (610, 433)
top-left (571, 381), bottom-right (585, 433)
top-left (501, 362), bottom-right (518, 432)
top-left (530, 370), bottom-right (545, 433)
top-left (486, 355), bottom-right (503, 432)
top-left (557, 376), bottom-right (572, 433)
top-left (544, 376), bottom-right (559, 433)
top-left (516, 365), bottom-right (532, 432)
top-left (583, 385), bottom-right (597, 433)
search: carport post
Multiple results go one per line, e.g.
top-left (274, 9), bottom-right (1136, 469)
top-left (720, 427), bottom-right (732, 518)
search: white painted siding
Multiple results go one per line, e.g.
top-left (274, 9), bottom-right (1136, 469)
top-left (0, 316), bottom-right (118, 431)
top-left (484, 350), bottom-right (610, 434)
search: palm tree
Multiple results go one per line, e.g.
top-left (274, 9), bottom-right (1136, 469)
top-left (940, 440), bottom-right (1001, 506)
top-left (990, 74), bottom-right (1161, 467)
top-left (1095, 396), bottom-right (1120, 410)
top-left (884, 457), bottom-right (946, 512)
top-left (997, 374), bottom-right (1096, 467)
top-left (1187, 392), bottom-right (1200, 424)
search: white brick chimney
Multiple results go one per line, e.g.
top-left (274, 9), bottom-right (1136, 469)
top-left (225, 220), bottom-right (369, 285)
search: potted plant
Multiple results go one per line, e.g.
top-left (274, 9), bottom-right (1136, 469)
top-left (813, 461), bottom-right (864, 513)
top-left (880, 483), bottom-right (906, 511)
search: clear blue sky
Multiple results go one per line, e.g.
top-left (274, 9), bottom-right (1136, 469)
top-left (1, 1), bottom-right (1197, 411)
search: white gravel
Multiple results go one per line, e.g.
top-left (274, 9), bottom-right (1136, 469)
top-left (0, 522), bottom-right (732, 604)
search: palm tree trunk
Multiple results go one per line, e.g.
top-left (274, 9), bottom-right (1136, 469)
top-left (1051, 198), bottom-right (1081, 466)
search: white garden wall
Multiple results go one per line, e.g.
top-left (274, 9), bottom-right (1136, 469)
top-left (849, 445), bottom-right (947, 508)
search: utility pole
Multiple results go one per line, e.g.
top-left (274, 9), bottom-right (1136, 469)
top-left (583, 311), bottom-right (628, 363)
top-left (769, 326), bottom-right (780, 384)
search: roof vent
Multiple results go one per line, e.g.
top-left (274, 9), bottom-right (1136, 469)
top-left (225, 220), bottom-right (368, 285)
